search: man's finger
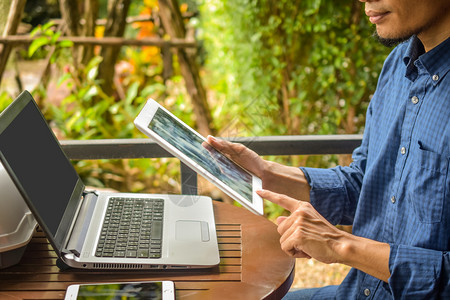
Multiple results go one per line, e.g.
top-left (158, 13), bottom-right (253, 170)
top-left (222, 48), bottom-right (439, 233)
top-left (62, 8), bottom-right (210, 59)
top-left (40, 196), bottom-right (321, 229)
top-left (206, 135), bottom-right (224, 150)
top-left (207, 135), bottom-right (248, 158)
top-left (257, 189), bottom-right (300, 212)
top-left (280, 235), bottom-right (312, 259)
top-left (276, 216), bottom-right (288, 225)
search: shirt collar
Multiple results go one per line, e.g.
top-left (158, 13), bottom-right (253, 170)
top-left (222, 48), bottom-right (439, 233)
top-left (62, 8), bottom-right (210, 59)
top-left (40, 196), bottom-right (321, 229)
top-left (403, 35), bottom-right (450, 84)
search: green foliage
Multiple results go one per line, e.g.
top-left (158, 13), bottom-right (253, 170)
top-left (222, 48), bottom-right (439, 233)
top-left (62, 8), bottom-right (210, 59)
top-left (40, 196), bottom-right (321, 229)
top-left (52, 56), bottom-right (130, 139)
top-left (28, 21), bottom-right (73, 62)
top-left (0, 91), bottom-right (13, 112)
top-left (47, 52), bottom-right (183, 193)
top-left (199, 0), bottom-right (389, 138)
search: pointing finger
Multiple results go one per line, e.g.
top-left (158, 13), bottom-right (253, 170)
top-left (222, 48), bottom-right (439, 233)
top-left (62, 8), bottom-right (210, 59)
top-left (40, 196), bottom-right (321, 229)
top-left (257, 189), bottom-right (300, 212)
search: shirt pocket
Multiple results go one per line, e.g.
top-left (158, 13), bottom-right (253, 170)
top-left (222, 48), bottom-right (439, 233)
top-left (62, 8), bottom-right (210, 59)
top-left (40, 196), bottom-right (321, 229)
top-left (408, 143), bottom-right (448, 223)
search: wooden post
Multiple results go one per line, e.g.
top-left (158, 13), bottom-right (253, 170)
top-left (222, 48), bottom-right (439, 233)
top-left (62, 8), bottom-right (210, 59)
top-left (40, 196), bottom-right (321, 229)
top-left (0, 0), bottom-right (26, 85)
top-left (0, 35), bottom-right (197, 48)
top-left (158, 0), bottom-right (216, 136)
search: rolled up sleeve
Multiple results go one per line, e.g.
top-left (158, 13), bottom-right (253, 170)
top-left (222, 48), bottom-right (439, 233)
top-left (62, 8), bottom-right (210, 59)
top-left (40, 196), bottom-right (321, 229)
top-left (300, 164), bottom-right (363, 226)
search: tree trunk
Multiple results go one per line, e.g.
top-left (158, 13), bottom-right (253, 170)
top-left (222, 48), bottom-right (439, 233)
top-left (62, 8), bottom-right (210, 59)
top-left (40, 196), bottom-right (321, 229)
top-left (59, 0), bottom-right (82, 69)
top-left (58, 0), bottom-right (99, 67)
top-left (81, 0), bottom-right (99, 67)
top-left (0, 0), bottom-right (26, 86)
top-left (158, 0), bottom-right (216, 136)
top-left (97, 0), bottom-right (131, 98)
top-left (0, 0), bottom-right (13, 33)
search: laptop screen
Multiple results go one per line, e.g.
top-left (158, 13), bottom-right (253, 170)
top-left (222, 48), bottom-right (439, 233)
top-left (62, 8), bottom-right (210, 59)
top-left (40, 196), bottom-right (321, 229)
top-left (0, 95), bottom-right (79, 241)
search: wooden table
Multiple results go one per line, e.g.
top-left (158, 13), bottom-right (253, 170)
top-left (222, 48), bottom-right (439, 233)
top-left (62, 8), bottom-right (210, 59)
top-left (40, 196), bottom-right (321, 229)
top-left (0, 201), bottom-right (295, 299)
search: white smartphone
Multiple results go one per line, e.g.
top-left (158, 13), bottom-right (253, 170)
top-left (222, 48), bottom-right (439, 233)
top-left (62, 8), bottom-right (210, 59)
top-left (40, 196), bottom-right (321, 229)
top-left (64, 281), bottom-right (175, 300)
top-left (134, 99), bottom-right (264, 215)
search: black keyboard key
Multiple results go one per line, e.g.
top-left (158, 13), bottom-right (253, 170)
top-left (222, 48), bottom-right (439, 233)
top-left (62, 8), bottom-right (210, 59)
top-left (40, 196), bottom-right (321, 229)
top-left (138, 249), bottom-right (149, 258)
top-left (139, 243), bottom-right (150, 249)
top-left (151, 221), bottom-right (162, 240)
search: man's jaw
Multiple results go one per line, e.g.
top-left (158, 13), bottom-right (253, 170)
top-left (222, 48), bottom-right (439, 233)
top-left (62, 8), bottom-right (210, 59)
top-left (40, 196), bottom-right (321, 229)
top-left (373, 30), bottom-right (414, 48)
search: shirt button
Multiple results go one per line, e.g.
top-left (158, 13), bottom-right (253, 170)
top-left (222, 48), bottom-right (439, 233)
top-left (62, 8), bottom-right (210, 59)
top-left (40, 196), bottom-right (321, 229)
top-left (391, 196), bottom-right (396, 204)
top-left (411, 96), bottom-right (419, 104)
top-left (432, 74), bottom-right (439, 81)
top-left (364, 288), bottom-right (371, 296)
top-left (401, 147), bottom-right (406, 155)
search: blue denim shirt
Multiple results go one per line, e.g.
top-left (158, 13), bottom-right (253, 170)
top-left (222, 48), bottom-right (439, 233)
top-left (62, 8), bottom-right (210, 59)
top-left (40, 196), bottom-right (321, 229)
top-left (301, 36), bottom-right (450, 299)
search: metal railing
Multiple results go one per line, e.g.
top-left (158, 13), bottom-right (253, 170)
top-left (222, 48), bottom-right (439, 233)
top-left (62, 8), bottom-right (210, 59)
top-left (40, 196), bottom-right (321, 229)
top-left (60, 134), bottom-right (363, 195)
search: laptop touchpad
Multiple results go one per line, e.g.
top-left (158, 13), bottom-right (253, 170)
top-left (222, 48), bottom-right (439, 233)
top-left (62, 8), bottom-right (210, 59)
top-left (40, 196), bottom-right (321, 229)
top-left (175, 220), bottom-right (210, 242)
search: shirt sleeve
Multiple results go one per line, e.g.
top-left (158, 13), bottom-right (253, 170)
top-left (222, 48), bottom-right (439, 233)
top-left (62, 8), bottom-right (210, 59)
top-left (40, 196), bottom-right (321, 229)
top-left (300, 165), bottom-right (360, 225)
top-left (389, 244), bottom-right (450, 298)
top-left (300, 104), bottom-right (373, 226)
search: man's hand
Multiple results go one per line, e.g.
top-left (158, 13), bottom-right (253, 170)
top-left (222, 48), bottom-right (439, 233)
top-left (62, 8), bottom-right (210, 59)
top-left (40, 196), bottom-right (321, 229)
top-left (257, 189), bottom-right (346, 264)
top-left (206, 136), bottom-right (311, 201)
top-left (206, 135), bottom-right (266, 178)
top-left (257, 189), bottom-right (391, 282)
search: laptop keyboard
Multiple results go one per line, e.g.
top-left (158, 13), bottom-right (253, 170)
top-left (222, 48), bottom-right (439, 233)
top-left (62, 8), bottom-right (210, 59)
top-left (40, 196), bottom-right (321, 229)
top-left (95, 197), bottom-right (164, 259)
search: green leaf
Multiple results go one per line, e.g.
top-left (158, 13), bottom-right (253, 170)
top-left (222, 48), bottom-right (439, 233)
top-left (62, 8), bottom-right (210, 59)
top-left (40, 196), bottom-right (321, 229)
top-left (125, 81), bottom-right (140, 106)
top-left (87, 66), bottom-right (98, 81)
top-left (28, 36), bottom-right (50, 57)
top-left (58, 40), bottom-right (74, 48)
top-left (50, 31), bottom-right (61, 44)
top-left (29, 25), bottom-right (42, 37)
top-left (57, 73), bottom-right (72, 86)
top-left (84, 86), bottom-right (98, 101)
top-left (86, 56), bottom-right (103, 71)
top-left (44, 28), bottom-right (56, 37)
top-left (85, 56), bottom-right (103, 79)
top-left (41, 20), bottom-right (55, 32)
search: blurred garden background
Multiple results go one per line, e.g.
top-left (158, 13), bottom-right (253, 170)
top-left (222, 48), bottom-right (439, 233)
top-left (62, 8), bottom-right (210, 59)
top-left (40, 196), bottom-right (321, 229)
top-left (0, 0), bottom-right (391, 289)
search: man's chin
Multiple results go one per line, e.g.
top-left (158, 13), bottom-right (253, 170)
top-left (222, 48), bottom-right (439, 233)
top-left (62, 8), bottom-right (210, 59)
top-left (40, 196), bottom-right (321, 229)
top-left (373, 30), bottom-right (412, 48)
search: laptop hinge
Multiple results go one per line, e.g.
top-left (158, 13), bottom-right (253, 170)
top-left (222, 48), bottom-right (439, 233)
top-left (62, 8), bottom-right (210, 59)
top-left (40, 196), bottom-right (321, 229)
top-left (64, 191), bottom-right (99, 257)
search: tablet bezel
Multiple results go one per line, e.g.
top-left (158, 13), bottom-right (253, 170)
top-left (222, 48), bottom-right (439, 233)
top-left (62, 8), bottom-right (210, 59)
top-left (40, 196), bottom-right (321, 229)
top-left (134, 99), bottom-right (264, 215)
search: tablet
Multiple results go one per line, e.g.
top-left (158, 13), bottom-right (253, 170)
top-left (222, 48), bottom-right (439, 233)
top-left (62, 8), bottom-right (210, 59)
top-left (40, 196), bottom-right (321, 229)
top-left (134, 99), bottom-right (264, 215)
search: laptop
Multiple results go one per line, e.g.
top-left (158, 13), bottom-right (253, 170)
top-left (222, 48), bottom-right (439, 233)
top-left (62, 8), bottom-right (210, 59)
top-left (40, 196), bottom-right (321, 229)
top-left (0, 91), bottom-right (220, 270)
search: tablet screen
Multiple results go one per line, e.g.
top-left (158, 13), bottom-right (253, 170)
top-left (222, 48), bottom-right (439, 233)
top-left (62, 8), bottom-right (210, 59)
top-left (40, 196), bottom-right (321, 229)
top-left (148, 107), bottom-right (253, 203)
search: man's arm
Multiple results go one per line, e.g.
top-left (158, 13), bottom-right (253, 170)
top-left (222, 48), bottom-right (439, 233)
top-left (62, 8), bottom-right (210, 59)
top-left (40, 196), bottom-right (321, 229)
top-left (257, 189), bottom-right (391, 282)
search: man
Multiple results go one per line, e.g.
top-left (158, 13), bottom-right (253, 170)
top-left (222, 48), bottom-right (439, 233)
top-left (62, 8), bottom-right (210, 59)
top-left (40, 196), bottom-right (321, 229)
top-left (206, 0), bottom-right (449, 298)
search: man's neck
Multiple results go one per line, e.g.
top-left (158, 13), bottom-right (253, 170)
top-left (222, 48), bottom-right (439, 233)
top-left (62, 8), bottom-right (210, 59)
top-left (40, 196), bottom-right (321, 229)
top-left (418, 14), bottom-right (450, 52)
